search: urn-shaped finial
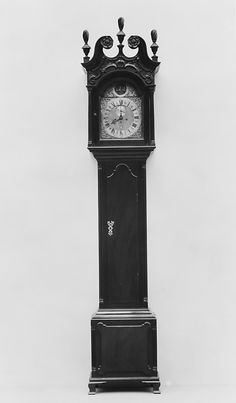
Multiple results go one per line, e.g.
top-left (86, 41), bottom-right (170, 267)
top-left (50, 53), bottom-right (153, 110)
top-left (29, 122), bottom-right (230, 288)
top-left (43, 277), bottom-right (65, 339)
top-left (150, 29), bottom-right (159, 61)
top-left (117, 17), bottom-right (125, 47)
top-left (82, 30), bottom-right (91, 62)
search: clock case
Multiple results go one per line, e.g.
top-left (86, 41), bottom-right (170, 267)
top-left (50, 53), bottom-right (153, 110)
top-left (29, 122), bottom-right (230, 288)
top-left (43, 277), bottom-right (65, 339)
top-left (82, 19), bottom-right (160, 394)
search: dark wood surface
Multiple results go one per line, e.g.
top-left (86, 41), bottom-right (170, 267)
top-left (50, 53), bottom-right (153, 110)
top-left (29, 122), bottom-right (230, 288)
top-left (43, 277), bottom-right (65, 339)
top-left (83, 18), bottom-right (160, 394)
top-left (98, 160), bottom-right (148, 309)
top-left (89, 310), bottom-right (160, 394)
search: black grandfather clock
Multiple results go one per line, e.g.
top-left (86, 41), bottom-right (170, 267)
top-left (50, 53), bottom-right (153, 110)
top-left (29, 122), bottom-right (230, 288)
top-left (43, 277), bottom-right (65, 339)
top-left (82, 17), bottom-right (160, 394)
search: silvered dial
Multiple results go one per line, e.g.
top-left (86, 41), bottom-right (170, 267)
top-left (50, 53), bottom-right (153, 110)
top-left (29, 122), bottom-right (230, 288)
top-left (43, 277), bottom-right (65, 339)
top-left (101, 97), bottom-right (141, 139)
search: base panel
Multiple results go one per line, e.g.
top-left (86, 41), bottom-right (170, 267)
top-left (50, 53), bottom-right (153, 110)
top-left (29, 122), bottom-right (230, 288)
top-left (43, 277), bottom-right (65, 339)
top-left (89, 309), bottom-right (160, 394)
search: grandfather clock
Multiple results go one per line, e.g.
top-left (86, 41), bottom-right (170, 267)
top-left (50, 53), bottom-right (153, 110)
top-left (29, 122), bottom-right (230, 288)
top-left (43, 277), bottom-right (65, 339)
top-left (82, 18), bottom-right (160, 394)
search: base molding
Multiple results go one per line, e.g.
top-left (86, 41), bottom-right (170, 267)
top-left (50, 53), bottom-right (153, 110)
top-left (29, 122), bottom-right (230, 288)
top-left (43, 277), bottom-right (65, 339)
top-left (88, 374), bottom-right (161, 394)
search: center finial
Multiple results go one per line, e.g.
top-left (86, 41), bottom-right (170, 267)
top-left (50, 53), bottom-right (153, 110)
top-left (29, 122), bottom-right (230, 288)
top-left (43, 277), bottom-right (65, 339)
top-left (117, 17), bottom-right (125, 45)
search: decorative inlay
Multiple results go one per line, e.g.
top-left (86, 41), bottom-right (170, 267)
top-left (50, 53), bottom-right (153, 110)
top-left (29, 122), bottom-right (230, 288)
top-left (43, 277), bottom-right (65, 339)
top-left (107, 221), bottom-right (114, 236)
top-left (107, 163), bottom-right (138, 179)
top-left (96, 321), bottom-right (151, 329)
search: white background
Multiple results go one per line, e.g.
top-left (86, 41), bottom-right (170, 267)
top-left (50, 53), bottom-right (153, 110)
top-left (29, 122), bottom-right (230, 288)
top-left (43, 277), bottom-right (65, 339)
top-left (0, 0), bottom-right (236, 400)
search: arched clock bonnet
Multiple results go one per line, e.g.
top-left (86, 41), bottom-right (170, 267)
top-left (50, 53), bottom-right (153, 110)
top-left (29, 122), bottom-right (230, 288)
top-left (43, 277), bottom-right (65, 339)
top-left (82, 17), bottom-right (160, 153)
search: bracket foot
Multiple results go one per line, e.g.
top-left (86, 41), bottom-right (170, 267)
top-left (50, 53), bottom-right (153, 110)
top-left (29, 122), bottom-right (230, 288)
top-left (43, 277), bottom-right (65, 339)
top-left (153, 383), bottom-right (160, 394)
top-left (88, 384), bottom-right (96, 395)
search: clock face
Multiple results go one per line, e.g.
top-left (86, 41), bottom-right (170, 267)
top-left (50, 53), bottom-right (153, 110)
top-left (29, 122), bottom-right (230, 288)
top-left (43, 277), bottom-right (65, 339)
top-left (100, 83), bottom-right (143, 140)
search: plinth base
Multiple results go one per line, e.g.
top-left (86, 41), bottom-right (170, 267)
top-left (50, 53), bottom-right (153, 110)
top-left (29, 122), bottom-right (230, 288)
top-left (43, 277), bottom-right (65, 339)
top-left (88, 309), bottom-right (160, 394)
top-left (88, 375), bottom-right (161, 394)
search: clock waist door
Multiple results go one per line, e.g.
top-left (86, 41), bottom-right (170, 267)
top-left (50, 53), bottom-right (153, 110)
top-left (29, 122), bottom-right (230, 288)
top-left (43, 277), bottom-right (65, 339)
top-left (99, 161), bottom-right (148, 309)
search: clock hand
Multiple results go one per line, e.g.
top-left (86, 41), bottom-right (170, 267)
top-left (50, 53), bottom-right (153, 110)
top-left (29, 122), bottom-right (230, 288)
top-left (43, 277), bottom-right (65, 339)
top-left (111, 116), bottom-right (124, 124)
top-left (111, 117), bottom-right (120, 124)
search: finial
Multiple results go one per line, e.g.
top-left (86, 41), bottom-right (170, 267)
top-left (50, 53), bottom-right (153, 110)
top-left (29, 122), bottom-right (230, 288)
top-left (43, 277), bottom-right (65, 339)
top-left (150, 29), bottom-right (159, 61)
top-left (118, 17), bottom-right (124, 32)
top-left (82, 30), bottom-right (91, 62)
top-left (117, 17), bottom-right (125, 51)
